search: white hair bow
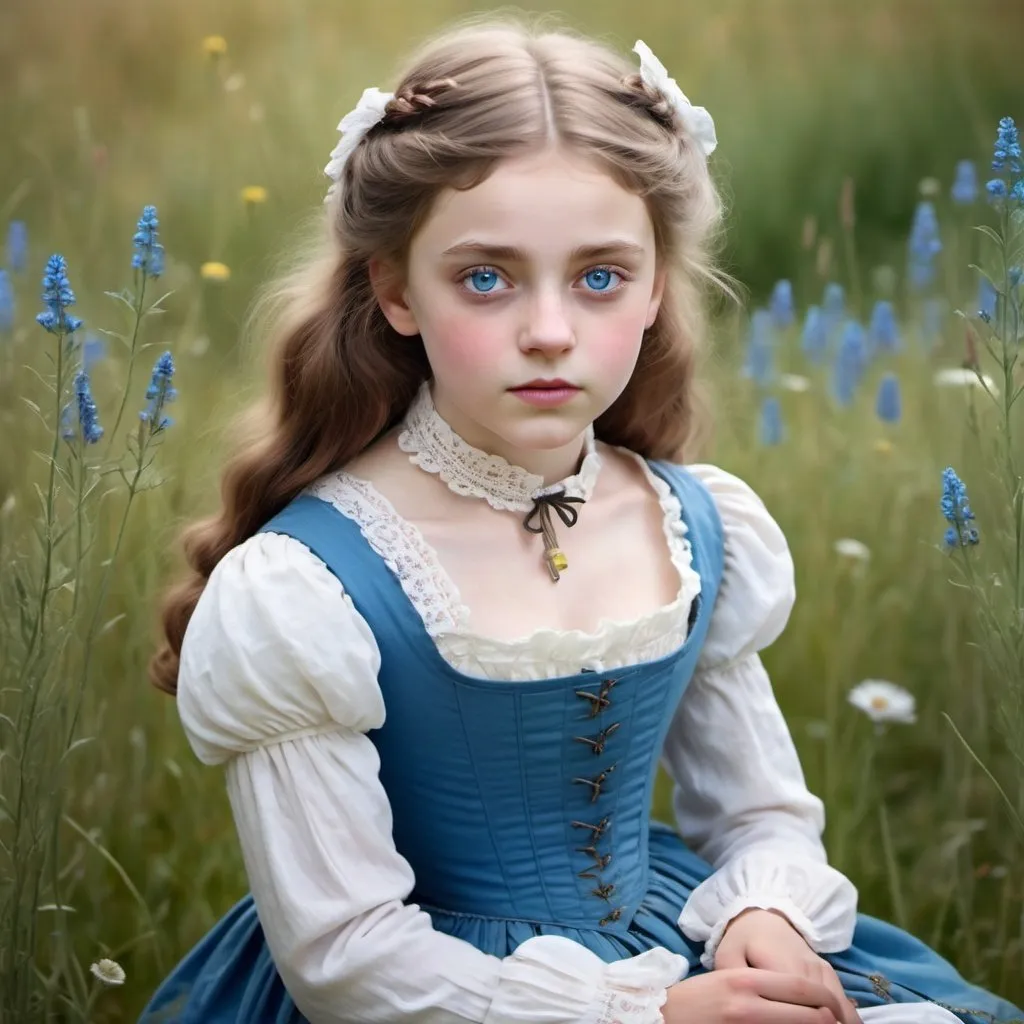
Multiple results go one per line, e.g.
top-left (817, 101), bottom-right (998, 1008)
top-left (633, 40), bottom-right (717, 157)
top-left (324, 86), bottom-right (394, 201)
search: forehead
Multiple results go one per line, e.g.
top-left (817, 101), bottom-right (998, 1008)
top-left (412, 146), bottom-right (654, 258)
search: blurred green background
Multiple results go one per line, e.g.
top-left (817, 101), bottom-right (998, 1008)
top-left (2, 0), bottom-right (1024, 1019)
top-left (3, 0), bottom-right (1023, 299)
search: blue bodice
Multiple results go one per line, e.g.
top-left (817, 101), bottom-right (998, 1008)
top-left (258, 461), bottom-right (724, 936)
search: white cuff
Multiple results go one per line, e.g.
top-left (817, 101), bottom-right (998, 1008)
top-left (677, 851), bottom-right (857, 970)
top-left (483, 937), bottom-right (688, 1024)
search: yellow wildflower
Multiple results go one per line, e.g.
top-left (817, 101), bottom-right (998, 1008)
top-left (873, 438), bottom-right (893, 455)
top-left (202, 35), bottom-right (228, 58)
top-left (200, 262), bottom-right (231, 282)
top-left (241, 186), bottom-right (268, 205)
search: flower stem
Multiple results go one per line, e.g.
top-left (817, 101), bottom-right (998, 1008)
top-left (878, 800), bottom-right (907, 929)
top-left (102, 272), bottom-right (147, 458)
top-left (5, 328), bottom-right (73, 1018)
top-left (64, 424), bottom-right (148, 752)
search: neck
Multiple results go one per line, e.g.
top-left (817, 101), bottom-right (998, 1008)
top-left (431, 387), bottom-right (588, 486)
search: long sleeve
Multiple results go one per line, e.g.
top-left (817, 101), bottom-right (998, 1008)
top-left (660, 465), bottom-right (858, 970)
top-left (177, 532), bottom-right (688, 1024)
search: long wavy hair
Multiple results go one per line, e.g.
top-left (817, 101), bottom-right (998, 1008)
top-left (150, 13), bottom-right (729, 695)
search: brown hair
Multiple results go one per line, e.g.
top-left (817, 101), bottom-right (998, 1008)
top-left (150, 13), bottom-right (729, 695)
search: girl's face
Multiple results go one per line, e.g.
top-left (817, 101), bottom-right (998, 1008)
top-left (373, 146), bottom-right (666, 476)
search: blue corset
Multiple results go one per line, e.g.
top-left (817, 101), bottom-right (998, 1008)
top-left (258, 460), bottom-right (723, 936)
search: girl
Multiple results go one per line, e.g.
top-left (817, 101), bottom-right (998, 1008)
top-left (141, 16), bottom-right (1021, 1024)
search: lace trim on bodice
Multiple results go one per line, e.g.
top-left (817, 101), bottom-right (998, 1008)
top-left (304, 454), bottom-right (701, 677)
top-left (305, 471), bottom-right (471, 637)
top-left (396, 380), bottom-right (601, 512)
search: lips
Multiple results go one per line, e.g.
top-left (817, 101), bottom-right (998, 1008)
top-left (510, 379), bottom-right (578, 390)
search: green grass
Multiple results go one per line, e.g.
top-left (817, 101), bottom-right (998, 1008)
top-left (1, 0), bottom-right (1023, 1019)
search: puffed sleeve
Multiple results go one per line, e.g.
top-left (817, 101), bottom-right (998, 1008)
top-left (177, 532), bottom-right (689, 1024)
top-left (660, 466), bottom-right (858, 970)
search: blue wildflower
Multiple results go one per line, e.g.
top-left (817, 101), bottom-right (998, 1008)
top-left (951, 160), bottom-right (978, 204)
top-left (6, 221), bottom-right (28, 273)
top-left (0, 270), bottom-right (14, 332)
top-left (987, 179), bottom-right (1008, 200)
top-left (1009, 266), bottom-right (1023, 290)
top-left (986, 117), bottom-right (1023, 206)
top-left (822, 282), bottom-right (845, 335)
top-left (991, 116), bottom-right (1022, 175)
top-left (801, 305), bottom-right (827, 363)
top-left (139, 350), bottom-right (177, 431)
top-left (744, 309), bottom-right (774, 385)
top-left (875, 373), bottom-right (902, 424)
top-left (70, 369), bottom-right (104, 445)
top-left (833, 320), bottom-right (866, 406)
top-left (131, 205), bottom-right (165, 278)
top-left (759, 396), bottom-right (783, 446)
top-left (978, 276), bottom-right (998, 321)
top-left (907, 201), bottom-right (942, 291)
top-left (35, 254), bottom-right (84, 336)
top-left (940, 466), bottom-right (979, 548)
top-left (769, 280), bottom-right (794, 329)
top-left (869, 300), bottom-right (900, 352)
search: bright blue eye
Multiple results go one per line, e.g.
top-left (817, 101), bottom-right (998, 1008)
top-left (583, 267), bottom-right (620, 292)
top-left (465, 269), bottom-right (502, 293)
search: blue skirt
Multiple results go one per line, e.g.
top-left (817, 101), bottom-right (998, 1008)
top-left (140, 824), bottom-right (1022, 1023)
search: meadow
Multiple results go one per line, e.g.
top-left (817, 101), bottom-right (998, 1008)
top-left (1, 0), bottom-right (1023, 1019)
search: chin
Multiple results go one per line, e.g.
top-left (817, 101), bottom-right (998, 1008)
top-left (493, 415), bottom-right (589, 452)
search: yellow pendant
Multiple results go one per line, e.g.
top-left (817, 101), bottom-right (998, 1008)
top-left (545, 547), bottom-right (568, 581)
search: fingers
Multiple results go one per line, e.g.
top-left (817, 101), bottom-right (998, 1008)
top-left (816, 960), bottom-right (860, 1024)
top-left (746, 967), bottom-right (850, 1024)
top-left (751, 1004), bottom-right (839, 1024)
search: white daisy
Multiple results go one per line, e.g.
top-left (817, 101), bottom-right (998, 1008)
top-left (933, 367), bottom-right (998, 395)
top-left (848, 680), bottom-right (917, 725)
top-left (779, 373), bottom-right (812, 392)
top-left (90, 958), bottom-right (126, 986)
top-left (834, 538), bottom-right (871, 561)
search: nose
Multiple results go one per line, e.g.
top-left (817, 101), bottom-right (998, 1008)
top-left (520, 286), bottom-right (575, 355)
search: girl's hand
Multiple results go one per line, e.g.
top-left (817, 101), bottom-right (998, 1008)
top-left (661, 967), bottom-right (851, 1024)
top-left (714, 909), bottom-right (860, 1024)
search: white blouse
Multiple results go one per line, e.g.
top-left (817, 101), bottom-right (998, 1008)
top-left (175, 386), bottom-right (951, 1024)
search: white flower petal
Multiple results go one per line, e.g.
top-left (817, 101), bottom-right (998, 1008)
top-left (779, 373), bottom-right (811, 392)
top-left (834, 538), bottom-right (871, 561)
top-left (848, 680), bottom-right (916, 725)
top-left (633, 41), bottom-right (717, 157)
top-left (90, 958), bottom-right (126, 986)
top-left (933, 367), bottom-right (998, 394)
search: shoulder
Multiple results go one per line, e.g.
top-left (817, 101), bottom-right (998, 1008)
top-left (682, 464), bottom-right (796, 669)
top-left (176, 531), bottom-right (385, 765)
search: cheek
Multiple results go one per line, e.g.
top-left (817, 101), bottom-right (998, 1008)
top-left (584, 304), bottom-right (648, 378)
top-left (422, 306), bottom-right (505, 376)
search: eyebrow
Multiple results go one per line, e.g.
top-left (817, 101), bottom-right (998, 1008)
top-left (440, 239), bottom-right (647, 262)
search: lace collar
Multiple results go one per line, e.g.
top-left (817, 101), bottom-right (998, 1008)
top-left (397, 381), bottom-right (602, 514)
